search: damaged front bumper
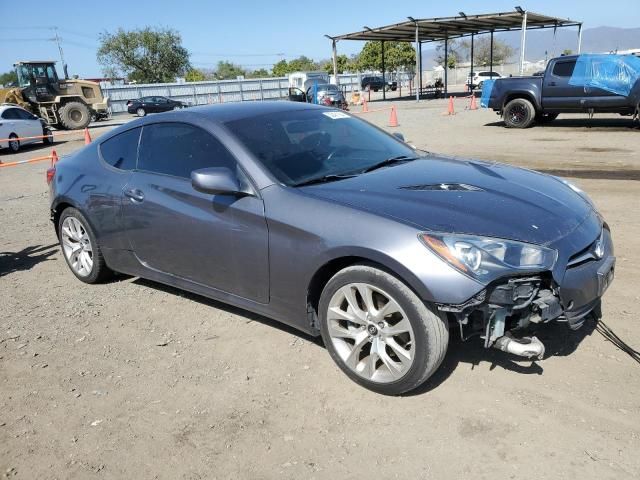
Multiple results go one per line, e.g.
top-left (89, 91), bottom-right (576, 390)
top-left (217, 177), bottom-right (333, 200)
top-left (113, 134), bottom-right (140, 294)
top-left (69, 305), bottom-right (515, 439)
top-left (438, 228), bottom-right (615, 360)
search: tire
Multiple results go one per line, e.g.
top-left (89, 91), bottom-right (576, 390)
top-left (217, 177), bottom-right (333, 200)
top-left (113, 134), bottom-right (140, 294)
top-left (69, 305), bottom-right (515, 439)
top-left (173, 105), bottom-right (181, 111)
top-left (536, 112), bottom-right (559, 123)
top-left (43, 128), bottom-right (54, 145)
top-left (8, 133), bottom-right (20, 153)
top-left (318, 264), bottom-right (449, 395)
top-left (58, 101), bottom-right (91, 130)
top-left (58, 207), bottom-right (112, 284)
top-left (503, 98), bottom-right (536, 128)
top-left (373, 88), bottom-right (379, 92)
top-left (136, 107), bottom-right (146, 117)
top-left (90, 112), bottom-right (97, 123)
top-left (363, 85), bottom-right (370, 92)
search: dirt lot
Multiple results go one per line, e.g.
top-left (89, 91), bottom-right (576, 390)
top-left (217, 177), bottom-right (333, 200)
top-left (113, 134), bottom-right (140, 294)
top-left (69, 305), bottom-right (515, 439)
top-left (1, 102), bottom-right (639, 479)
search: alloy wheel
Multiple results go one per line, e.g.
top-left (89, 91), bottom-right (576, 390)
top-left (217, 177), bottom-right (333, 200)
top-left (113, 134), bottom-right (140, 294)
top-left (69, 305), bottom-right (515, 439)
top-left (61, 216), bottom-right (94, 277)
top-left (326, 283), bottom-right (415, 383)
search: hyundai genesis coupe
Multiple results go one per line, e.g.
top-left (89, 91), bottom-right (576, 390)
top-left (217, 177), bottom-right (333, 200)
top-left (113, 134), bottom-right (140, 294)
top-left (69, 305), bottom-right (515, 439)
top-left (48, 102), bottom-right (615, 394)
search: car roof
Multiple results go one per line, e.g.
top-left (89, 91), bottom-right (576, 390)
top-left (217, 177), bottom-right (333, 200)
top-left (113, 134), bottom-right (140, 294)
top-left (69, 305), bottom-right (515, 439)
top-left (0, 104), bottom-right (30, 113)
top-left (105, 101), bottom-right (330, 139)
top-left (167, 100), bottom-right (325, 123)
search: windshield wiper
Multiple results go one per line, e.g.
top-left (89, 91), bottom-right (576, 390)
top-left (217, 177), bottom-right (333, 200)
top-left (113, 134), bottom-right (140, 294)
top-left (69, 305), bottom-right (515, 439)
top-left (293, 173), bottom-right (358, 187)
top-left (362, 155), bottom-right (419, 173)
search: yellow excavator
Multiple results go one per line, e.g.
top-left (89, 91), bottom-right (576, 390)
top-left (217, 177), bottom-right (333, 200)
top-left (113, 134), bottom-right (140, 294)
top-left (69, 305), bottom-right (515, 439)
top-left (0, 61), bottom-right (109, 130)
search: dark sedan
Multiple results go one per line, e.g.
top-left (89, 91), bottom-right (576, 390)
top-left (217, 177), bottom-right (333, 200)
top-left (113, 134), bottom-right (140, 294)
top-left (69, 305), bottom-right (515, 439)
top-left (48, 102), bottom-right (614, 395)
top-left (126, 96), bottom-right (187, 116)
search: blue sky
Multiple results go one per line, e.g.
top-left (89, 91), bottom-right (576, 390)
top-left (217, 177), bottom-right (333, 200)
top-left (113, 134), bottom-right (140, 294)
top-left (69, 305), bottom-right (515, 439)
top-left (2, 0), bottom-right (639, 77)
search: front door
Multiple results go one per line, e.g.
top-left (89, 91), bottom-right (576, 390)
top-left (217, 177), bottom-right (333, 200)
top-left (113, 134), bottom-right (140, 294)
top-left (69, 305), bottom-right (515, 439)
top-left (121, 121), bottom-right (269, 303)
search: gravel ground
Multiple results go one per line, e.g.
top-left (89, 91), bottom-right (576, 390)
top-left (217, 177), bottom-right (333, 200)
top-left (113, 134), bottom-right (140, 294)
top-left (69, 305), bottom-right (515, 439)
top-left (1, 103), bottom-right (639, 479)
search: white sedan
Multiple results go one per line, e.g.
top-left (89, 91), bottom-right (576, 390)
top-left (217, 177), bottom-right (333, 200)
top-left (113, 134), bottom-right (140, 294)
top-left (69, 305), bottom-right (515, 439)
top-left (0, 104), bottom-right (53, 153)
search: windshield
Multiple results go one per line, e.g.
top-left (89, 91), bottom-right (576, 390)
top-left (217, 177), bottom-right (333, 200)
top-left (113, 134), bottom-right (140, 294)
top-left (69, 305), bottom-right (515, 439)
top-left (224, 108), bottom-right (418, 186)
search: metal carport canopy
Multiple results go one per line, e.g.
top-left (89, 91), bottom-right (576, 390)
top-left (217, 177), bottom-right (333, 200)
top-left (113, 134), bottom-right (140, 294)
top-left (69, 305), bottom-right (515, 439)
top-left (329, 10), bottom-right (582, 100)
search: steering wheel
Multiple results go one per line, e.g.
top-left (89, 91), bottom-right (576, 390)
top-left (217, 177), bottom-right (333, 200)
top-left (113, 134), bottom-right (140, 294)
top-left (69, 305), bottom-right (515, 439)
top-left (326, 145), bottom-right (353, 162)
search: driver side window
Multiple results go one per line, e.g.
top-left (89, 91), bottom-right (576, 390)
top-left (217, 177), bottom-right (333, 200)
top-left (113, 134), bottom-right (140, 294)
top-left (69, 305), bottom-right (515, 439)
top-left (138, 123), bottom-right (238, 180)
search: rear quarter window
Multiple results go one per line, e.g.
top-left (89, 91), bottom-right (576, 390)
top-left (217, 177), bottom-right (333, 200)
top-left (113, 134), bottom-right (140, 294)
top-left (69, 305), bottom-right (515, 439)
top-left (552, 61), bottom-right (576, 77)
top-left (99, 127), bottom-right (141, 171)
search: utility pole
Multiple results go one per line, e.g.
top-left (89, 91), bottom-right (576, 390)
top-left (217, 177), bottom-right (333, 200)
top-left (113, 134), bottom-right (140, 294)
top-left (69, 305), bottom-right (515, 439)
top-left (51, 27), bottom-right (68, 79)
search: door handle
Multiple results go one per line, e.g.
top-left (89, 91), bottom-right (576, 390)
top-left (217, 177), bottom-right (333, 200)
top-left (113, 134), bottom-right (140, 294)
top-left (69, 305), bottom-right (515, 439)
top-left (124, 188), bottom-right (145, 202)
top-left (548, 81), bottom-right (557, 86)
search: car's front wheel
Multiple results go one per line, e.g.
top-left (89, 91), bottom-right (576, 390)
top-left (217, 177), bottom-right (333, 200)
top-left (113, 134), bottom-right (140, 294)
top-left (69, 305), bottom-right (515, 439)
top-left (59, 207), bottom-right (112, 284)
top-left (136, 107), bottom-right (146, 117)
top-left (8, 133), bottom-right (20, 152)
top-left (319, 264), bottom-right (449, 395)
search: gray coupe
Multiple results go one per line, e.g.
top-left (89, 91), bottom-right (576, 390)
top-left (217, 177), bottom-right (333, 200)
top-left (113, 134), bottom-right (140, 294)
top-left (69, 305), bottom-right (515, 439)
top-left (48, 102), bottom-right (614, 394)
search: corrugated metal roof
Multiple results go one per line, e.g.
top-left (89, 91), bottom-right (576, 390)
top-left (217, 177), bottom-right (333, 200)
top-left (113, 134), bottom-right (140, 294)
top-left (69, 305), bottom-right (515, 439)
top-left (331, 10), bottom-right (580, 43)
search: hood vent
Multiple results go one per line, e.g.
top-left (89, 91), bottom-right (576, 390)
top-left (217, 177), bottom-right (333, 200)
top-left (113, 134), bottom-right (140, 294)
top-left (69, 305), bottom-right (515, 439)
top-left (399, 183), bottom-right (484, 192)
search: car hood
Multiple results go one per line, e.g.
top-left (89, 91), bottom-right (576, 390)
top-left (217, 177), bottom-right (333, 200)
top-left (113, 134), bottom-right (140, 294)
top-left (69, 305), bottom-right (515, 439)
top-left (301, 156), bottom-right (595, 246)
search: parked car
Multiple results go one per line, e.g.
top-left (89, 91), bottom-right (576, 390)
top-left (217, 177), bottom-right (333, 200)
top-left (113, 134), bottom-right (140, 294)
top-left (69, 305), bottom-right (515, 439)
top-left (361, 76), bottom-right (397, 92)
top-left (486, 55), bottom-right (640, 128)
top-left (0, 104), bottom-right (53, 153)
top-left (48, 101), bottom-right (614, 395)
top-left (126, 96), bottom-right (187, 116)
top-left (288, 83), bottom-right (348, 110)
top-left (466, 71), bottom-right (502, 89)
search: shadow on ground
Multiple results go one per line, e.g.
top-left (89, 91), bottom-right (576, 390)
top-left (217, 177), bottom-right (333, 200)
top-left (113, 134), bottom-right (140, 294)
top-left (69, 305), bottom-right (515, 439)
top-left (0, 244), bottom-right (58, 277)
top-left (132, 276), bottom-right (603, 396)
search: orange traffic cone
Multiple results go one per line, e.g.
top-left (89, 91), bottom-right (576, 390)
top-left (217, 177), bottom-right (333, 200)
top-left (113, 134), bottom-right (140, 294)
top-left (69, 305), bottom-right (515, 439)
top-left (388, 106), bottom-right (399, 127)
top-left (470, 94), bottom-right (478, 110)
top-left (447, 96), bottom-right (455, 115)
top-left (84, 128), bottom-right (92, 144)
top-left (362, 98), bottom-right (369, 113)
top-left (51, 149), bottom-right (59, 166)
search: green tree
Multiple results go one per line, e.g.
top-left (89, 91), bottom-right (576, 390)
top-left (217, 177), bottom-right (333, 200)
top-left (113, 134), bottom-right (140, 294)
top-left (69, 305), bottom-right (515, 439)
top-left (97, 27), bottom-right (190, 83)
top-left (272, 60), bottom-right (290, 77)
top-left (322, 54), bottom-right (351, 74)
top-left (247, 68), bottom-right (270, 78)
top-left (288, 56), bottom-right (319, 72)
top-left (459, 37), bottom-right (514, 66)
top-left (214, 61), bottom-right (246, 80)
top-left (0, 70), bottom-right (18, 86)
top-left (435, 40), bottom-right (465, 68)
top-left (562, 49), bottom-right (573, 56)
top-left (185, 68), bottom-right (205, 82)
top-left (355, 41), bottom-right (415, 73)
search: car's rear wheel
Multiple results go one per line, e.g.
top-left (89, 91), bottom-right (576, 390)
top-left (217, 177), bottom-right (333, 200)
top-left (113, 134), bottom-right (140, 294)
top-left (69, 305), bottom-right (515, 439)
top-left (59, 207), bottom-right (112, 283)
top-left (8, 133), bottom-right (20, 152)
top-left (319, 264), bottom-right (449, 395)
top-left (136, 107), bottom-right (146, 117)
top-left (503, 98), bottom-right (536, 128)
top-left (173, 105), bottom-right (181, 111)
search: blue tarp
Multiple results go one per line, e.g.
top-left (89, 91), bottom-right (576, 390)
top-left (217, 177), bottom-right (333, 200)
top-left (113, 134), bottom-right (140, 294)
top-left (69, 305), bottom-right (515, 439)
top-left (480, 79), bottom-right (496, 108)
top-left (569, 54), bottom-right (640, 97)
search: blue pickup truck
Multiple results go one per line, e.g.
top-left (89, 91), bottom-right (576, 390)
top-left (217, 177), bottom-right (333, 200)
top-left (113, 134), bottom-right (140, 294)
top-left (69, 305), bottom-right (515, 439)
top-left (486, 55), bottom-right (640, 128)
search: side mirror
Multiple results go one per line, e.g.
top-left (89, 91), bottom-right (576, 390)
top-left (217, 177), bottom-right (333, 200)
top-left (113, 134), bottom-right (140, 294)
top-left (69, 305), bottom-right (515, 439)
top-left (392, 132), bottom-right (405, 142)
top-left (191, 167), bottom-right (242, 195)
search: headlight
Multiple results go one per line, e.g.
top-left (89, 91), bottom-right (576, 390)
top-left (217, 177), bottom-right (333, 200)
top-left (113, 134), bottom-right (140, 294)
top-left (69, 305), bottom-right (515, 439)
top-left (419, 233), bottom-right (557, 282)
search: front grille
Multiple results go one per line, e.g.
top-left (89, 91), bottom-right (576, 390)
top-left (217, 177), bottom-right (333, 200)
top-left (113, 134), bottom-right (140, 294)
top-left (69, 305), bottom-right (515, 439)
top-left (567, 232), bottom-right (601, 268)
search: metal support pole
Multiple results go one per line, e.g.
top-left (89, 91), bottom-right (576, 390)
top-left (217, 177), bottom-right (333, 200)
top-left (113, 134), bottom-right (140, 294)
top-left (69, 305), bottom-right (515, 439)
top-left (577, 24), bottom-right (583, 53)
top-left (415, 22), bottom-right (420, 101)
top-left (381, 40), bottom-right (386, 101)
top-left (444, 36), bottom-right (448, 98)
top-left (332, 39), bottom-right (339, 83)
top-left (490, 30), bottom-right (494, 75)
top-left (470, 34), bottom-right (475, 90)
top-left (519, 10), bottom-right (528, 75)
top-left (418, 41), bottom-right (423, 98)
